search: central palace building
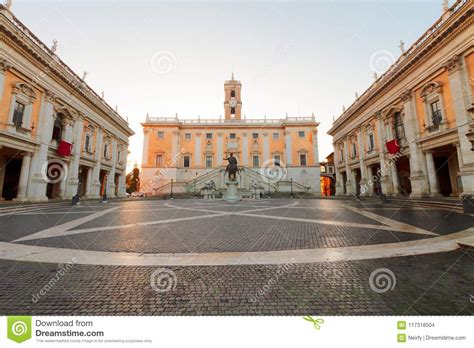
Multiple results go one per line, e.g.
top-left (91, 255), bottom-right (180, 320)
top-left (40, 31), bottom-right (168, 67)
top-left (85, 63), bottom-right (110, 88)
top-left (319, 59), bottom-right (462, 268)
top-left (141, 76), bottom-right (321, 196)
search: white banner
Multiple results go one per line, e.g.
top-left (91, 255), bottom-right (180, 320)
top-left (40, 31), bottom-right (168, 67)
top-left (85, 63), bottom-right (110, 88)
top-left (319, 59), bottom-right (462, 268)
top-left (0, 316), bottom-right (472, 347)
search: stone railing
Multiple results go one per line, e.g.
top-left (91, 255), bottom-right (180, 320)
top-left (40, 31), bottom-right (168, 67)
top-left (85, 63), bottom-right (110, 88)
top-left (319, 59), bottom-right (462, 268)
top-left (145, 115), bottom-right (316, 125)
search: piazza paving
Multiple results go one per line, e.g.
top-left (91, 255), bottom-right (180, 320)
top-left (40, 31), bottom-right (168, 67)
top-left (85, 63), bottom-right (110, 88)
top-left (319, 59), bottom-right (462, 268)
top-left (0, 198), bottom-right (472, 315)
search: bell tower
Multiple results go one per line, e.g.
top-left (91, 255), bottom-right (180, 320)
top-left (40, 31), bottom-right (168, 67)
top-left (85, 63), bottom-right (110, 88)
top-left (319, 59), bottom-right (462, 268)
top-left (224, 73), bottom-right (242, 120)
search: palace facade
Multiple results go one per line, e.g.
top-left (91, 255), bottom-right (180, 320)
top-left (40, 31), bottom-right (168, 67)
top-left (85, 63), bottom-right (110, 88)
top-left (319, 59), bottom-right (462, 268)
top-left (0, 5), bottom-right (134, 201)
top-left (328, 0), bottom-right (474, 198)
top-left (141, 76), bottom-right (321, 196)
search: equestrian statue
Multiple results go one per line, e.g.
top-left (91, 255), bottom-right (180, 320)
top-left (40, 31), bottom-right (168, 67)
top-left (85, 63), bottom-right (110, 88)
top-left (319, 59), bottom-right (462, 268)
top-left (224, 153), bottom-right (239, 181)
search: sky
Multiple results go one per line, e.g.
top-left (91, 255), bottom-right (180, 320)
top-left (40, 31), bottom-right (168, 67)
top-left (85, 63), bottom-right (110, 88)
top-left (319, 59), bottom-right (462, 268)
top-left (11, 0), bottom-right (446, 172)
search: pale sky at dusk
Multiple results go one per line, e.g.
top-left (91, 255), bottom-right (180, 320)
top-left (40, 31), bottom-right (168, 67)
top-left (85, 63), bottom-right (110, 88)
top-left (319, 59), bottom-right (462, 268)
top-left (13, 0), bottom-right (444, 172)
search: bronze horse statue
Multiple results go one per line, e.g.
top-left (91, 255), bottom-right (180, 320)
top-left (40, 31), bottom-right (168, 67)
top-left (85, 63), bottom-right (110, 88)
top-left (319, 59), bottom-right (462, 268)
top-left (224, 153), bottom-right (239, 181)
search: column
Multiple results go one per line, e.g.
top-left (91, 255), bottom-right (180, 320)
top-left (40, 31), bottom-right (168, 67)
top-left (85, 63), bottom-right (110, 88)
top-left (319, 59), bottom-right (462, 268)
top-left (425, 150), bottom-right (440, 197)
top-left (28, 91), bottom-right (56, 202)
top-left (343, 137), bottom-right (353, 195)
top-left (333, 142), bottom-right (343, 196)
top-left (390, 161), bottom-right (401, 195)
top-left (15, 152), bottom-right (32, 200)
top-left (105, 136), bottom-right (117, 197)
top-left (263, 133), bottom-right (270, 163)
top-left (216, 132), bottom-right (223, 167)
top-left (66, 115), bottom-right (84, 198)
top-left (194, 133), bottom-right (202, 167)
top-left (400, 90), bottom-right (429, 197)
top-left (357, 128), bottom-right (368, 196)
top-left (142, 129), bottom-right (150, 167)
top-left (375, 113), bottom-right (390, 195)
top-left (116, 172), bottom-right (127, 197)
top-left (285, 130), bottom-right (292, 166)
top-left (90, 127), bottom-right (103, 198)
top-left (85, 166), bottom-right (93, 197)
top-left (241, 133), bottom-right (248, 166)
top-left (444, 55), bottom-right (474, 195)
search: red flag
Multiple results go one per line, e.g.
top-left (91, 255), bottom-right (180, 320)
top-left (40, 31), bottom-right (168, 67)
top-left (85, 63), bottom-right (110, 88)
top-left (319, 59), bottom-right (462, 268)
top-left (57, 140), bottom-right (73, 156)
top-left (386, 139), bottom-right (400, 154)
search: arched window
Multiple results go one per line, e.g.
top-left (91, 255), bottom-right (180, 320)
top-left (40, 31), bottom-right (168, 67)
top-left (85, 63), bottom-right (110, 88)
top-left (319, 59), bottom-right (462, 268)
top-left (231, 107), bottom-right (236, 115)
top-left (230, 90), bottom-right (235, 98)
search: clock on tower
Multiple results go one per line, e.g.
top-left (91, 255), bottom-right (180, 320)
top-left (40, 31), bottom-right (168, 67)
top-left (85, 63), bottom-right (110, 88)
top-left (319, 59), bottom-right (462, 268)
top-left (224, 74), bottom-right (242, 120)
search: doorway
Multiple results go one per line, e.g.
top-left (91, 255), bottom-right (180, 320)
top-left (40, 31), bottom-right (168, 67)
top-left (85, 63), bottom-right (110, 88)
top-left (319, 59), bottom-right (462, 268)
top-left (2, 158), bottom-right (21, 200)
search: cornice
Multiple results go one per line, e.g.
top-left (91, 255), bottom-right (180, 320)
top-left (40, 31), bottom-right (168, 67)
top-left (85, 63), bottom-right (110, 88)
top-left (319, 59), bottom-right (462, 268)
top-left (329, 1), bottom-right (473, 135)
top-left (0, 10), bottom-right (134, 137)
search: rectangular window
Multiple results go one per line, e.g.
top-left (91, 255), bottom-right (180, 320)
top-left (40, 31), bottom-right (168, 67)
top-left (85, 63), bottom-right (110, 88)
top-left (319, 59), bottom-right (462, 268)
top-left (103, 144), bottom-right (109, 158)
top-left (253, 155), bottom-right (259, 168)
top-left (156, 155), bottom-right (163, 167)
top-left (52, 115), bottom-right (63, 141)
top-left (157, 131), bottom-right (164, 139)
top-left (206, 156), bottom-right (212, 168)
top-left (184, 133), bottom-right (191, 140)
top-left (12, 101), bottom-right (25, 127)
top-left (84, 134), bottom-right (91, 152)
top-left (272, 132), bottom-right (279, 140)
top-left (298, 131), bottom-right (305, 138)
top-left (206, 133), bottom-right (213, 140)
top-left (300, 154), bottom-right (307, 166)
top-left (430, 101), bottom-right (442, 126)
top-left (368, 134), bottom-right (375, 151)
top-left (183, 155), bottom-right (190, 168)
top-left (274, 155), bottom-right (281, 166)
top-left (229, 133), bottom-right (236, 139)
top-left (320, 165), bottom-right (327, 173)
top-left (352, 143), bottom-right (357, 157)
top-left (328, 166), bottom-right (334, 174)
top-left (252, 133), bottom-right (259, 139)
top-left (340, 149), bottom-right (344, 161)
top-left (394, 112), bottom-right (405, 139)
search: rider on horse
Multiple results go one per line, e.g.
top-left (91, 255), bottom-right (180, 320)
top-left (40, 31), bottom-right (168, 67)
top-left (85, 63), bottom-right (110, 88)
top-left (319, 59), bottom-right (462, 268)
top-left (224, 153), bottom-right (239, 181)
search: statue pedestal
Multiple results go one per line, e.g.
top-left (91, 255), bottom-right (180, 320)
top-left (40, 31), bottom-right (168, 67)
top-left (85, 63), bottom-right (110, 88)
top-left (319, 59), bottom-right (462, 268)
top-left (223, 180), bottom-right (240, 202)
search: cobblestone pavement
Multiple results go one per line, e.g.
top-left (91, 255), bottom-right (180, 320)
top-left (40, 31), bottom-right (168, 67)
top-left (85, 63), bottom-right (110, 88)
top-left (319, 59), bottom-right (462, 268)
top-left (0, 198), bottom-right (472, 315)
